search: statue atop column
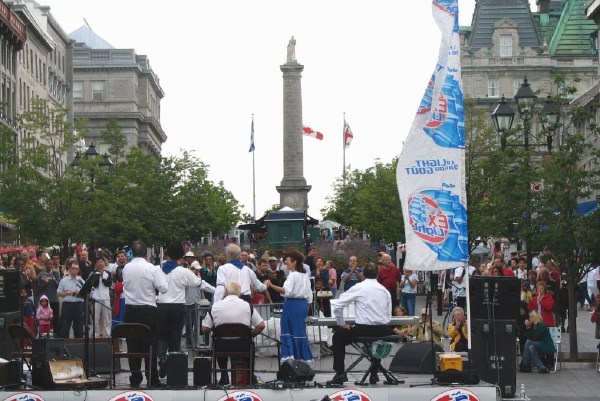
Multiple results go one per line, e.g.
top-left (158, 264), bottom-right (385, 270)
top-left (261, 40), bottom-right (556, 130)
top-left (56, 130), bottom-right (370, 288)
top-left (286, 36), bottom-right (296, 62)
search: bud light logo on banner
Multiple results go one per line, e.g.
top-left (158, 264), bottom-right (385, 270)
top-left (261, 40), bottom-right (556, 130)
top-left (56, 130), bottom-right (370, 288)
top-left (407, 188), bottom-right (467, 262)
top-left (3, 394), bottom-right (45, 401)
top-left (108, 391), bottom-right (154, 401)
top-left (431, 388), bottom-right (480, 401)
top-left (327, 388), bottom-right (372, 401)
top-left (217, 390), bottom-right (263, 401)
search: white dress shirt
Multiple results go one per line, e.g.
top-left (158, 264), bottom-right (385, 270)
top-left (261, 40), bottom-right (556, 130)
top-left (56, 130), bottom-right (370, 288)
top-left (334, 278), bottom-right (391, 326)
top-left (123, 257), bottom-right (168, 307)
top-left (202, 295), bottom-right (264, 329)
top-left (283, 271), bottom-right (313, 303)
top-left (157, 265), bottom-right (215, 304)
top-left (452, 265), bottom-right (476, 297)
top-left (213, 262), bottom-right (267, 303)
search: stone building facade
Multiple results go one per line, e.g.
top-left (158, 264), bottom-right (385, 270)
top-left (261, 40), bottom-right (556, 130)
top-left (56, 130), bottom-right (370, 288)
top-left (70, 26), bottom-right (166, 158)
top-left (461, 0), bottom-right (598, 149)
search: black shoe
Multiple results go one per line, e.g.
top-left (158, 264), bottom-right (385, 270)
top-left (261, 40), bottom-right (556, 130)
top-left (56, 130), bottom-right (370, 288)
top-left (327, 373), bottom-right (348, 385)
top-left (369, 374), bottom-right (380, 385)
top-left (129, 382), bottom-right (141, 389)
top-left (218, 375), bottom-right (230, 386)
top-left (158, 359), bottom-right (167, 379)
top-left (149, 380), bottom-right (166, 388)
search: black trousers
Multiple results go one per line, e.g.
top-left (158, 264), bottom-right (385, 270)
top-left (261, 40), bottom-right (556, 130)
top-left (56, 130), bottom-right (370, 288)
top-left (157, 303), bottom-right (185, 360)
top-left (332, 324), bottom-right (392, 374)
top-left (124, 305), bottom-right (159, 385)
top-left (59, 301), bottom-right (84, 338)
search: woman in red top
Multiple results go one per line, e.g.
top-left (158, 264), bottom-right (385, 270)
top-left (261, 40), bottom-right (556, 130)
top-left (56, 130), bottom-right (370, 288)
top-left (528, 281), bottom-right (555, 327)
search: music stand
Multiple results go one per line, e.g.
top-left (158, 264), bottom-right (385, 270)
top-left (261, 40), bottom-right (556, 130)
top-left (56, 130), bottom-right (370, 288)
top-left (77, 272), bottom-right (100, 377)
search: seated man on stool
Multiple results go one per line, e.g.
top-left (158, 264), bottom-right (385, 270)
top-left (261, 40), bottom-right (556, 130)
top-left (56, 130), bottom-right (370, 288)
top-left (202, 280), bottom-right (265, 385)
top-left (327, 262), bottom-right (392, 385)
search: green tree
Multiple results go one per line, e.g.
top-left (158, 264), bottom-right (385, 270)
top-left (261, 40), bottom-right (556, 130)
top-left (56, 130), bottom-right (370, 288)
top-left (100, 118), bottom-right (128, 162)
top-left (322, 159), bottom-right (404, 242)
top-left (0, 98), bottom-right (85, 250)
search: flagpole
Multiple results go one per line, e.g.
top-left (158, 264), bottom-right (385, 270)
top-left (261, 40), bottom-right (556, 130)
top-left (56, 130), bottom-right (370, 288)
top-left (342, 112), bottom-right (346, 188)
top-left (252, 114), bottom-right (256, 221)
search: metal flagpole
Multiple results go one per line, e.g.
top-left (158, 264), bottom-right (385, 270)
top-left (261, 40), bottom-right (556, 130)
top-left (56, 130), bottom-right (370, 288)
top-left (342, 112), bottom-right (346, 188)
top-left (251, 114), bottom-right (256, 221)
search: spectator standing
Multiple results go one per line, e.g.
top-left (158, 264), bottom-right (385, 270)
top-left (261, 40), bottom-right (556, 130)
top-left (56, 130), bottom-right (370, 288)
top-left (36, 295), bottom-right (54, 336)
top-left (399, 268), bottom-right (418, 316)
top-left (91, 258), bottom-right (112, 337)
top-left (37, 258), bottom-right (60, 331)
top-left (57, 262), bottom-right (85, 338)
top-left (340, 256), bottom-right (364, 292)
top-left (377, 254), bottom-right (401, 309)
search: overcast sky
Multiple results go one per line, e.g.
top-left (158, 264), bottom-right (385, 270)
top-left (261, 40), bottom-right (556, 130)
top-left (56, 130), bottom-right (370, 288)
top-left (42, 0), bottom-right (535, 221)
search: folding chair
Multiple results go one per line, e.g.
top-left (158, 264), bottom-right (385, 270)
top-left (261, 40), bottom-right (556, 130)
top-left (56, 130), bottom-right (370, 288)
top-left (547, 326), bottom-right (561, 372)
top-left (212, 323), bottom-right (254, 386)
top-left (110, 323), bottom-right (152, 388)
top-left (8, 324), bottom-right (35, 370)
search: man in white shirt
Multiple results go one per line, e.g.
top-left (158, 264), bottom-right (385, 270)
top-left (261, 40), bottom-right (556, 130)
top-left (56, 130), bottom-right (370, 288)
top-left (156, 243), bottom-right (215, 378)
top-left (213, 244), bottom-right (267, 303)
top-left (327, 262), bottom-right (392, 385)
top-left (123, 240), bottom-right (168, 388)
top-left (203, 281), bottom-right (265, 385)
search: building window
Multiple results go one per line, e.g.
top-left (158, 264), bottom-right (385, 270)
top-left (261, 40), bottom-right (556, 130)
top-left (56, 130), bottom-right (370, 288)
top-left (92, 81), bottom-right (104, 101)
top-left (73, 81), bottom-right (83, 100)
top-left (487, 79), bottom-right (499, 98)
top-left (500, 35), bottom-right (512, 57)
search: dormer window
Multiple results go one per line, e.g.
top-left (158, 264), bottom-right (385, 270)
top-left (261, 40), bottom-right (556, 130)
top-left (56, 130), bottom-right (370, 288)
top-left (500, 35), bottom-right (512, 57)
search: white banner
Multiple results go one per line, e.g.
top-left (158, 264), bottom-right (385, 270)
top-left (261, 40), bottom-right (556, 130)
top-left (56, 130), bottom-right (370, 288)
top-left (396, 0), bottom-right (468, 271)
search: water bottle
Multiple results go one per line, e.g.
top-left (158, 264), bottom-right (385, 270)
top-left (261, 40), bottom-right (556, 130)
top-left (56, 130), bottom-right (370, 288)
top-left (520, 383), bottom-right (526, 399)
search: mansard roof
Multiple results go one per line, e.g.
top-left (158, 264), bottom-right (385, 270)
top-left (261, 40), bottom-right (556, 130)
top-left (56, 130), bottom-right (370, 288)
top-left (548, 0), bottom-right (597, 56)
top-left (468, 0), bottom-right (542, 52)
top-left (69, 25), bottom-right (114, 49)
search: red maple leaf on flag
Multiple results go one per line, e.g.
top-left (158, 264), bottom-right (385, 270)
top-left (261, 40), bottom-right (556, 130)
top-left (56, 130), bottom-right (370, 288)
top-left (303, 125), bottom-right (324, 140)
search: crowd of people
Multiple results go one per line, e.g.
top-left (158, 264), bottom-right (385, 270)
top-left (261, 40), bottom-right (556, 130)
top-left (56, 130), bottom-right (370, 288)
top-left (2, 241), bottom-right (599, 384)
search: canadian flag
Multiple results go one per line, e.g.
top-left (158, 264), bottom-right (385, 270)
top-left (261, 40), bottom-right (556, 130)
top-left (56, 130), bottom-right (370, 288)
top-left (303, 125), bottom-right (324, 140)
top-left (344, 120), bottom-right (353, 148)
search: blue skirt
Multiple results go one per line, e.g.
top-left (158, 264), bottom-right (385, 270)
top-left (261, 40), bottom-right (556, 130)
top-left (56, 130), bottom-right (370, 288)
top-left (280, 298), bottom-right (313, 363)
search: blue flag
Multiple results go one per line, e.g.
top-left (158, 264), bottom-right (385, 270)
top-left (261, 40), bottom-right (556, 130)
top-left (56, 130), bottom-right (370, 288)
top-left (249, 117), bottom-right (255, 153)
top-left (396, 0), bottom-right (468, 271)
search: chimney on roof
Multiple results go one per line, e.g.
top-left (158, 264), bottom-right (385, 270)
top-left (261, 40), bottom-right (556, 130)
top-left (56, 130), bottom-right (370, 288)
top-left (537, 0), bottom-right (550, 13)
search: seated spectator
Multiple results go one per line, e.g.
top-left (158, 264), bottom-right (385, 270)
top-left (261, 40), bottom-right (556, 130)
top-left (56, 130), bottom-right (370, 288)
top-left (402, 308), bottom-right (443, 346)
top-left (519, 311), bottom-right (555, 373)
top-left (447, 306), bottom-right (468, 352)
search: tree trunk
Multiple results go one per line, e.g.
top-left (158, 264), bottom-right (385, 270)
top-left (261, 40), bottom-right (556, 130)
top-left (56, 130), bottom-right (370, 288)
top-left (567, 275), bottom-right (578, 358)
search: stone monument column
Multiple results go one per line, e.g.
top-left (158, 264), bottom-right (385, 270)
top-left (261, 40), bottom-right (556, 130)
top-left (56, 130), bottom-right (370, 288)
top-left (277, 37), bottom-right (311, 211)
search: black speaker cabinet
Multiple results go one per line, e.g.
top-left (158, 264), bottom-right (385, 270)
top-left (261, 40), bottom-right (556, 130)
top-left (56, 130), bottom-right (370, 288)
top-left (193, 357), bottom-right (211, 387)
top-left (167, 352), bottom-right (188, 388)
top-left (470, 318), bottom-right (517, 398)
top-left (278, 360), bottom-right (315, 382)
top-left (0, 359), bottom-right (21, 389)
top-left (0, 311), bottom-right (24, 360)
top-left (389, 342), bottom-right (443, 374)
top-left (0, 269), bottom-right (20, 313)
top-left (469, 276), bottom-right (520, 320)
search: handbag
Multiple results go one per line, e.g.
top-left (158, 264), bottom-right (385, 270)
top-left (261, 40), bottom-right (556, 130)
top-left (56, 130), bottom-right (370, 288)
top-left (316, 290), bottom-right (333, 298)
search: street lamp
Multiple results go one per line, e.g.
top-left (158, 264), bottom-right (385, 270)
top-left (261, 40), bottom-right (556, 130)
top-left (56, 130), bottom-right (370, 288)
top-left (99, 153), bottom-right (114, 173)
top-left (490, 77), bottom-right (558, 269)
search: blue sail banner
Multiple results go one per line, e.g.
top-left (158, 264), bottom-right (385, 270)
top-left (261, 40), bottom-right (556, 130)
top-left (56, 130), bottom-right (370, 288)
top-left (396, 0), bottom-right (468, 271)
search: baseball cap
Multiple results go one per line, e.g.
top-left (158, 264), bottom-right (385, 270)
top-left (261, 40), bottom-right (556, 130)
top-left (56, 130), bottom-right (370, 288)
top-left (268, 256), bottom-right (278, 261)
top-left (191, 261), bottom-right (201, 269)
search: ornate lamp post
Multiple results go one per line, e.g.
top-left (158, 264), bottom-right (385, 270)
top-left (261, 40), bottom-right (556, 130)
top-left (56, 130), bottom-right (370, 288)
top-left (491, 77), bottom-right (558, 268)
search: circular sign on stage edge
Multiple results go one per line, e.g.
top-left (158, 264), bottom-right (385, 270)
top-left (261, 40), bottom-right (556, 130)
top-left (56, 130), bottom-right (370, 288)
top-left (3, 393), bottom-right (45, 401)
top-left (108, 390), bottom-right (155, 401)
top-left (327, 388), bottom-right (372, 401)
top-left (217, 390), bottom-right (263, 401)
top-left (431, 388), bottom-right (480, 401)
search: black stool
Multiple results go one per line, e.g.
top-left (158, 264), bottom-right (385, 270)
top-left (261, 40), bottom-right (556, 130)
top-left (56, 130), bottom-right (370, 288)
top-left (345, 335), bottom-right (404, 385)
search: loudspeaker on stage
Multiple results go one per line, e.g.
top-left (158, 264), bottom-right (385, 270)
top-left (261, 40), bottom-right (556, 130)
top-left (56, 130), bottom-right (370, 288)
top-left (278, 359), bottom-right (315, 382)
top-left (389, 342), bottom-right (443, 374)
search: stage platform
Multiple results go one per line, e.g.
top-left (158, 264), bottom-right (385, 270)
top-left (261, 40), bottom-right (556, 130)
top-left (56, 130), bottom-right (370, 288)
top-left (2, 342), bottom-right (499, 401)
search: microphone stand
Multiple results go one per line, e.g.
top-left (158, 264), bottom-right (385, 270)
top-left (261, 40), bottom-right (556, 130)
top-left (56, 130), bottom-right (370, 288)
top-left (259, 332), bottom-right (282, 374)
